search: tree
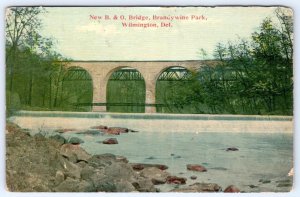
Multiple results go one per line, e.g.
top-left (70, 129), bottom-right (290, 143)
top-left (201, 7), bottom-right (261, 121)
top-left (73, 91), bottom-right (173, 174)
top-left (6, 7), bottom-right (44, 108)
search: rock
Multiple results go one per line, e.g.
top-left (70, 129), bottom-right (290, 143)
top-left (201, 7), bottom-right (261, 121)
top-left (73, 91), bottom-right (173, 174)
top-left (88, 161), bottom-right (156, 192)
top-left (54, 177), bottom-right (95, 192)
top-left (67, 137), bottom-right (84, 144)
top-left (166, 176), bottom-right (186, 184)
top-left (190, 183), bottom-right (222, 192)
top-left (81, 165), bottom-right (96, 181)
top-left (131, 163), bottom-right (168, 171)
top-left (88, 154), bottom-right (116, 169)
top-left (190, 175), bottom-right (197, 180)
top-left (187, 164), bottom-right (207, 172)
top-left (276, 179), bottom-right (292, 187)
top-left (210, 167), bottom-right (227, 171)
top-left (171, 182), bottom-right (221, 192)
top-left (226, 147), bottom-right (239, 151)
top-left (114, 180), bottom-right (137, 192)
top-left (89, 171), bottom-right (114, 191)
top-left (77, 161), bottom-right (88, 168)
top-left (224, 185), bottom-right (240, 192)
top-left (91, 125), bottom-right (108, 130)
top-left (55, 128), bottom-right (78, 133)
top-left (55, 170), bottom-right (65, 185)
top-left (104, 162), bottom-right (135, 180)
top-left (103, 138), bottom-right (118, 144)
top-left (248, 184), bottom-right (258, 188)
top-left (60, 144), bottom-right (91, 163)
top-left (116, 155), bottom-right (129, 163)
top-left (146, 156), bottom-right (156, 160)
top-left (259, 179), bottom-right (271, 184)
top-left (140, 167), bottom-right (171, 185)
top-left (132, 177), bottom-right (157, 192)
top-left (59, 157), bottom-right (82, 179)
top-left (76, 130), bottom-right (103, 135)
top-left (128, 129), bottom-right (138, 133)
top-left (106, 127), bottom-right (128, 135)
top-left (277, 183), bottom-right (292, 187)
top-left (50, 134), bottom-right (66, 145)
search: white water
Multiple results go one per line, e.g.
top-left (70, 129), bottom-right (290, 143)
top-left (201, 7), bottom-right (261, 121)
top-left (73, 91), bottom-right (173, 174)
top-left (9, 112), bottom-right (294, 192)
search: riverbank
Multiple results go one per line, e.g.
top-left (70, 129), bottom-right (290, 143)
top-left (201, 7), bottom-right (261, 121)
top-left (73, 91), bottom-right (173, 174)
top-left (7, 121), bottom-right (245, 192)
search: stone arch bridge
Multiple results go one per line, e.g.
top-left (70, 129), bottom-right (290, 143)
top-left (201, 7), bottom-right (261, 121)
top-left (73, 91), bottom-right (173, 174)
top-left (65, 60), bottom-right (218, 113)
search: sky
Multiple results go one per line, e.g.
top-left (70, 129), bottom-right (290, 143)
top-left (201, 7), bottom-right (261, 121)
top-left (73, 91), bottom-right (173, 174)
top-left (39, 6), bottom-right (287, 61)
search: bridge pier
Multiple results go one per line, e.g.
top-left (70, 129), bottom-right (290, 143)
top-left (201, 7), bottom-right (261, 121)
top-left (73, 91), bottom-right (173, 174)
top-left (144, 75), bottom-right (156, 113)
top-left (65, 60), bottom-right (216, 113)
top-left (92, 75), bottom-right (107, 112)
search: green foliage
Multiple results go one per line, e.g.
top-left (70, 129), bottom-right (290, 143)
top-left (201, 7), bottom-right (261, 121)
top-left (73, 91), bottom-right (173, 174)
top-left (107, 80), bottom-right (145, 113)
top-left (5, 8), bottom-right (293, 115)
top-left (186, 8), bottom-right (293, 115)
top-left (6, 7), bottom-right (92, 115)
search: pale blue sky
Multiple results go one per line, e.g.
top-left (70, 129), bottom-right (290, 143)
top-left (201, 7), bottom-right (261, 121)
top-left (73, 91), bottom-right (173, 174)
top-left (40, 7), bottom-right (285, 60)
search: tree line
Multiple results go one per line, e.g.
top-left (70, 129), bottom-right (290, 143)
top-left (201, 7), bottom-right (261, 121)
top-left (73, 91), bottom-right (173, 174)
top-left (6, 7), bottom-right (293, 115)
top-left (167, 8), bottom-right (293, 115)
top-left (6, 7), bottom-right (92, 115)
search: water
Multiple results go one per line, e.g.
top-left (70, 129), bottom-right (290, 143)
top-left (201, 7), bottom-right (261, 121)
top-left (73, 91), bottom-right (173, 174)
top-left (10, 113), bottom-right (293, 192)
top-left (61, 130), bottom-right (293, 192)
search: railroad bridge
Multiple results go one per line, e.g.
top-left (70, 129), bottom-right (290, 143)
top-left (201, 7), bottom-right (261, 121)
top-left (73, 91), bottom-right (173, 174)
top-left (65, 60), bottom-right (218, 113)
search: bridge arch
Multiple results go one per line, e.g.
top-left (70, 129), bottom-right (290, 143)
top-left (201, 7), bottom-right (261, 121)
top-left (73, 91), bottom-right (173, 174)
top-left (106, 67), bottom-right (146, 113)
top-left (155, 66), bottom-right (195, 113)
top-left (155, 65), bottom-right (194, 82)
top-left (60, 66), bottom-right (93, 111)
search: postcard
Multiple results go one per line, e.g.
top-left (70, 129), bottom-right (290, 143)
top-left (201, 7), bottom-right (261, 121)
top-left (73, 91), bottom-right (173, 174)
top-left (5, 6), bottom-right (293, 192)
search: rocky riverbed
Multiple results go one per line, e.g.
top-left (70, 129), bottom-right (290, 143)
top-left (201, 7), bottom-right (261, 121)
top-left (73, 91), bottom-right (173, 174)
top-left (6, 122), bottom-right (293, 192)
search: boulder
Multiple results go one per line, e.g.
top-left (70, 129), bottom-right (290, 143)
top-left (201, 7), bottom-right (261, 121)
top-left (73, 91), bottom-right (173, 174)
top-left (259, 179), bottom-right (271, 184)
top-left (50, 134), bottom-right (66, 145)
top-left (76, 130), bottom-right (103, 135)
top-left (171, 182), bottom-right (222, 192)
top-left (187, 164), bottom-right (207, 172)
top-left (224, 185), bottom-right (240, 192)
top-left (114, 180), bottom-right (137, 192)
top-left (276, 179), bottom-right (292, 187)
top-left (226, 147), bottom-right (239, 151)
top-left (116, 155), bottom-right (129, 163)
top-left (190, 175), bottom-right (197, 180)
top-left (104, 162), bottom-right (136, 180)
top-left (88, 154), bottom-right (116, 169)
top-left (166, 176), bottom-right (187, 184)
top-left (140, 167), bottom-right (171, 185)
top-left (60, 144), bottom-right (91, 163)
top-left (131, 163), bottom-right (168, 171)
top-left (132, 177), bottom-right (157, 192)
top-left (67, 137), bottom-right (84, 145)
top-left (59, 157), bottom-right (82, 179)
top-left (91, 125), bottom-right (108, 130)
top-left (89, 161), bottom-right (156, 192)
top-left (55, 170), bottom-right (65, 185)
top-left (103, 138), bottom-right (118, 144)
top-left (81, 165), bottom-right (96, 181)
top-left (54, 177), bottom-right (95, 192)
top-left (106, 127), bottom-right (128, 135)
